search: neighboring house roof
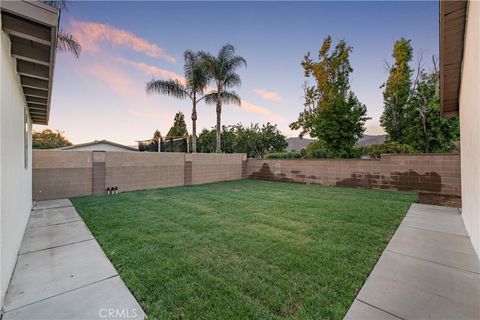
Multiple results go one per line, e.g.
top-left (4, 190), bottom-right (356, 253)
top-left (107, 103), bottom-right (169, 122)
top-left (439, 0), bottom-right (468, 117)
top-left (0, 1), bottom-right (59, 125)
top-left (58, 140), bottom-right (138, 151)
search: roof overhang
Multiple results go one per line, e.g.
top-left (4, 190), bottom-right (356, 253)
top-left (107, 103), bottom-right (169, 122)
top-left (439, 0), bottom-right (467, 118)
top-left (1, 1), bottom-right (59, 125)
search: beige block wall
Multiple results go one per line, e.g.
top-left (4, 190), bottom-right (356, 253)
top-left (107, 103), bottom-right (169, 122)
top-left (32, 151), bottom-right (246, 199)
top-left (190, 153), bottom-right (244, 185)
top-left (247, 154), bottom-right (461, 196)
top-left (32, 151), bottom-right (93, 200)
top-left (105, 152), bottom-right (185, 192)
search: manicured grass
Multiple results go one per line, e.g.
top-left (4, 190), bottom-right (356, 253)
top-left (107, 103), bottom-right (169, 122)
top-left (72, 180), bottom-right (417, 320)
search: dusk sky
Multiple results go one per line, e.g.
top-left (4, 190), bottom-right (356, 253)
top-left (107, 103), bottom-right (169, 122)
top-left (35, 1), bottom-right (439, 145)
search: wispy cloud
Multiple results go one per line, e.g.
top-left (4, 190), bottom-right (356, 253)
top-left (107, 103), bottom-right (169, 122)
top-left (254, 89), bottom-right (283, 102)
top-left (70, 19), bottom-right (176, 63)
top-left (241, 100), bottom-right (285, 122)
top-left (116, 57), bottom-right (185, 84)
top-left (85, 62), bottom-right (172, 120)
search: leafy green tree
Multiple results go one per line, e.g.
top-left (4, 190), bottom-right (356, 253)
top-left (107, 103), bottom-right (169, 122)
top-left (146, 50), bottom-right (209, 152)
top-left (197, 126), bottom-right (235, 153)
top-left (290, 36), bottom-right (369, 158)
top-left (33, 129), bottom-right (72, 149)
top-left (152, 129), bottom-right (161, 141)
top-left (234, 123), bottom-right (287, 158)
top-left (197, 128), bottom-right (216, 153)
top-left (196, 123), bottom-right (286, 158)
top-left (166, 112), bottom-right (188, 138)
top-left (203, 44), bottom-right (246, 153)
top-left (42, 1), bottom-right (81, 57)
top-left (404, 58), bottom-right (459, 152)
top-left (380, 38), bottom-right (413, 142)
top-left (380, 39), bottom-right (459, 152)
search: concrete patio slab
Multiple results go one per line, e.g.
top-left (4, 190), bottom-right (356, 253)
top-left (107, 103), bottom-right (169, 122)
top-left (3, 199), bottom-right (144, 319)
top-left (4, 240), bottom-right (118, 311)
top-left (27, 206), bottom-right (81, 228)
top-left (387, 225), bottom-right (480, 273)
top-left (33, 198), bottom-right (72, 210)
top-left (402, 209), bottom-right (468, 236)
top-left (356, 251), bottom-right (480, 319)
top-left (409, 203), bottom-right (460, 214)
top-left (3, 276), bottom-right (144, 320)
top-left (19, 220), bottom-right (93, 254)
top-left (346, 204), bottom-right (480, 320)
top-left (344, 300), bottom-right (401, 320)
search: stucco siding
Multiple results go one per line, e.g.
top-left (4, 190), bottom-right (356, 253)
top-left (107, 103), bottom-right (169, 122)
top-left (459, 0), bottom-right (480, 256)
top-left (0, 30), bottom-right (33, 307)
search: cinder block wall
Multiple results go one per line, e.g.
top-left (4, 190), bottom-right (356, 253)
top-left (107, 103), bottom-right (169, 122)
top-left (189, 153), bottom-right (246, 185)
top-left (32, 150), bottom-right (246, 200)
top-left (105, 152), bottom-right (185, 193)
top-left (247, 154), bottom-right (461, 196)
top-left (33, 151), bottom-right (93, 200)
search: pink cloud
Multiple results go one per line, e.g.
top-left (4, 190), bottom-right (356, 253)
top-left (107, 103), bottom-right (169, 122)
top-left (241, 100), bottom-right (285, 122)
top-left (116, 57), bottom-right (185, 84)
top-left (254, 89), bottom-right (283, 102)
top-left (70, 19), bottom-right (176, 63)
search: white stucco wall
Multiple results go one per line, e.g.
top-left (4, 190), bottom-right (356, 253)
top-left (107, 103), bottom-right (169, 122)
top-left (0, 30), bottom-right (33, 307)
top-left (63, 143), bottom-right (136, 152)
top-left (459, 0), bottom-right (480, 257)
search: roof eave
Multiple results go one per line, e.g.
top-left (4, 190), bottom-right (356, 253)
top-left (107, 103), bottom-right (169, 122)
top-left (1, 0), bottom-right (59, 125)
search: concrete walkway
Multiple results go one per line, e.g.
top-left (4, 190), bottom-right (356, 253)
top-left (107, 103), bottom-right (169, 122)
top-left (2, 199), bottom-right (145, 319)
top-left (345, 203), bottom-right (480, 320)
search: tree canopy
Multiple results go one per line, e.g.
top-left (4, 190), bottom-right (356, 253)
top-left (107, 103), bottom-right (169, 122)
top-left (380, 39), bottom-right (459, 152)
top-left (290, 36), bottom-right (369, 158)
top-left (197, 123), bottom-right (287, 158)
top-left (166, 112), bottom-right (188, 138)
top-left (32, 129), bottom-right (72, 149)
top-left (380, 38), bottom-right (413, 142)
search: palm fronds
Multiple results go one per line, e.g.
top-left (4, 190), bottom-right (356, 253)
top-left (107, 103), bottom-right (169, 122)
top-left (146, 79), bottom-right (188, 99)
top-left (57, 29), bottom-right (81, 58)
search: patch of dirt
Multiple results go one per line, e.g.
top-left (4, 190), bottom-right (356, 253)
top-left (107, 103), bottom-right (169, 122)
top-left (418, 193), bottom-right (462, 208)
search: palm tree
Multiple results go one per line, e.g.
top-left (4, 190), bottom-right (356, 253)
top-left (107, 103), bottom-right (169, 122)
top-left (146, 51), bottom-right (209, 153)
top-left (42, 0), bottom-right (81, 58)
top-left (203, 44), bottom-right (246, 153)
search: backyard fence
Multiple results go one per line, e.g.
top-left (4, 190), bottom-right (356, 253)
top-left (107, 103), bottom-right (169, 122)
top-left (247, 154), bottom-right (461, 196)
top-left (33, 150), bottom-right (247, 200)
top-left (33, 151), bottom-right (460, 200)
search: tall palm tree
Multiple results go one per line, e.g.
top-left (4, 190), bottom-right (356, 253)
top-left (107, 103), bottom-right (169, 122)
top-left (42, 0), bottom-right (81, 58)
top-left (203, 44), bottom-right (246, 153)
top-left (146, 50), bottom-right (209, 153)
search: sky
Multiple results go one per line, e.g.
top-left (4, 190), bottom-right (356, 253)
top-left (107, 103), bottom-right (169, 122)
top-left (35, 1), bottom-right (439, 145)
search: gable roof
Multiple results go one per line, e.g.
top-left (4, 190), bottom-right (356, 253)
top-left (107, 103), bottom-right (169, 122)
top-left (439, 0), bottom-right (468, 117)
top-left (58, 140), bottom-right (138, 151)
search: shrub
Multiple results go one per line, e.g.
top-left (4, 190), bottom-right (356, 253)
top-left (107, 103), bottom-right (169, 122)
top-left (369, 142), bottom-right (416, 159)
top-left (264, 151), bottom-right (302, 159)
top-left (304, 140), bottom-right (363, 159)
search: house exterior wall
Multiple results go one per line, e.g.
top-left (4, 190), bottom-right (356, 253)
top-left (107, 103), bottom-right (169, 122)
top-left (0, 30), bottom-right (33, 307)
top-left (459, 0), bottom-right (480, 256)
top-left (63, 143), bottom-right (136, 152)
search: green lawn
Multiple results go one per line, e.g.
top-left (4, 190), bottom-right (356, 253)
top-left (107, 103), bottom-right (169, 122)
top-left (72, 180), bottom-right (417, 320)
